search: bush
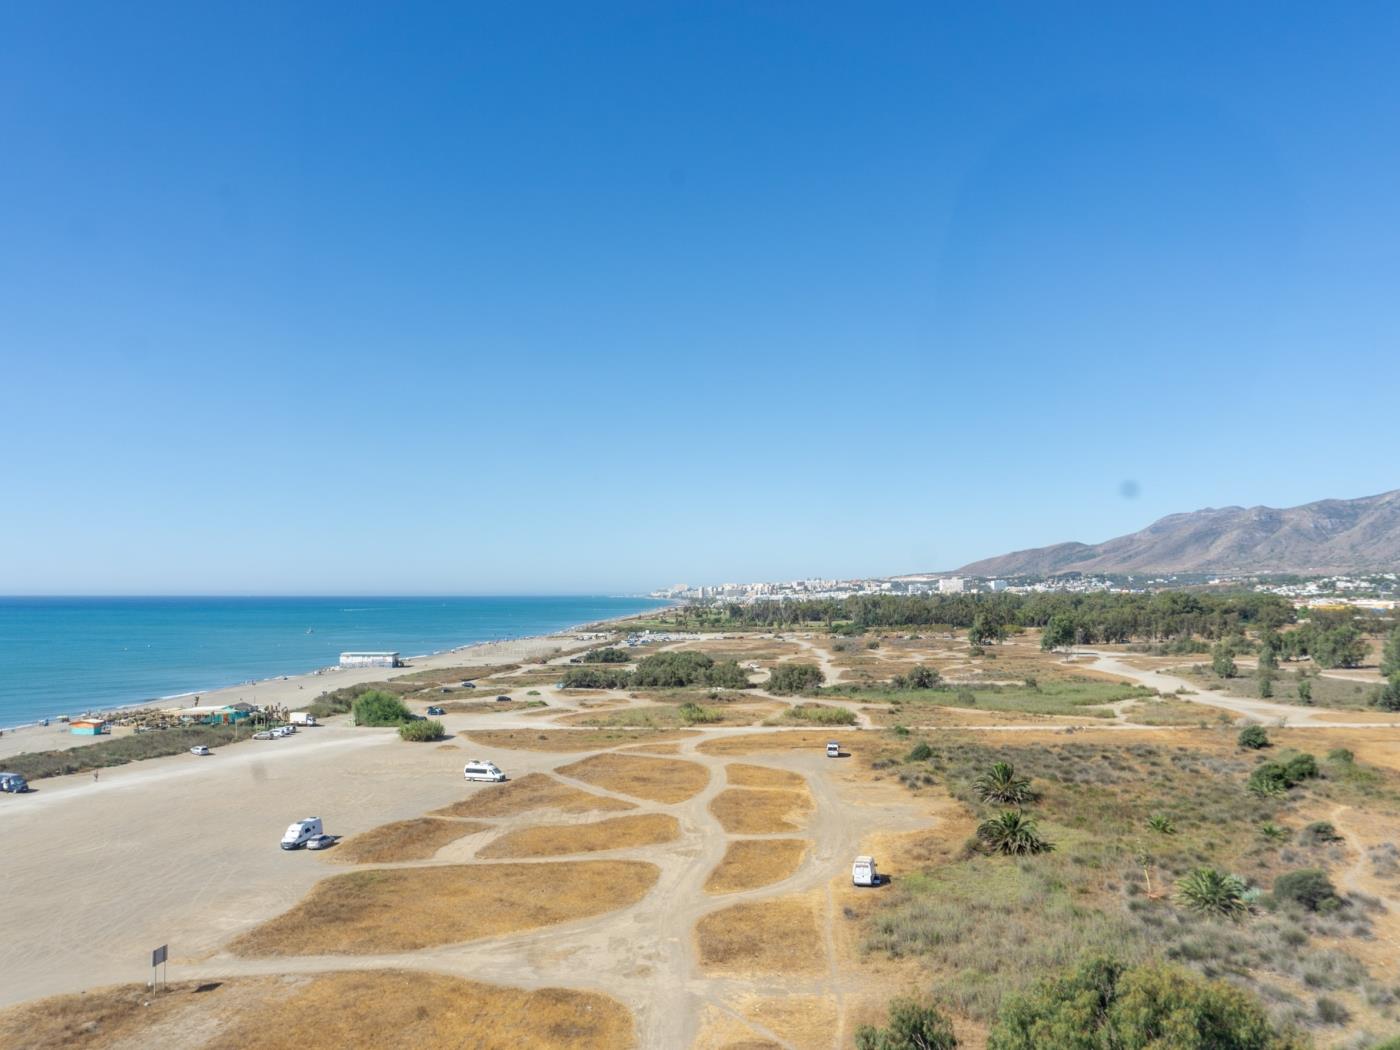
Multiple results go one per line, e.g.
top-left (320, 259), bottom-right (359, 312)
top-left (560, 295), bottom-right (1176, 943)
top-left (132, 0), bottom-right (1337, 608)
top-left (581, 647), bottom-right (630, 663)
top-left (783, 703), bottom-right (856, 726)
top-left (892, 664), bottom-right (942, 690)
top-left (856, 996), bottom-right (958, 1050)
top-left (1280, 750), bottom-right (1318, 783)
top-left (678, 702), bottom-right (721, 725)
top-left (3, 723), bottom-right (256, 781)
top-left (1273, 869), bottom-right (1341, 913)
top-left (1237, 725), bottom-right (1270, 750)
top-left (907, 741), bottom-right (934, 762)
top-left (976, 810), bottom-right (1053, 855)
top-left (352, 690), bottom-right (413, 726)
top-left (1296, 678), bottom-right (1312, 703)
top-left (1376, 675), bottom-right (1400, 712)
top-left (988, 958), bottom-right (1300, 1050)
top-left (560, 667), bottom-right (631, 689)
top-left (1175, 867), bottom-right (1249, 919)
top-left (398, 719), bottom-right (445, 742)
top-left (1299, 821), bottom-right (1342, 846)
top-left (975, 761), bottom-right (1033, 804)
top-left (767, 662), bottom-right (825, 695)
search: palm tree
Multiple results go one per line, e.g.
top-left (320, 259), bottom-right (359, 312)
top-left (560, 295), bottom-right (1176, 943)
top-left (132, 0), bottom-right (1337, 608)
top-left (975, 761), bottom-right (1033, 804)
top-left (1175, 867), bottom-right (1249, 919)
top-left (977, 810), bottom-right (1054, 855)
top-left (1147, 814), bottom-right (1176, 835)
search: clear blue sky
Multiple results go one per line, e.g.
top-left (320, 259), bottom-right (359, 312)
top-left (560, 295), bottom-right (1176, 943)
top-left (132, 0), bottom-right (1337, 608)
top-left (3, 3), bottom-right (1398, 595)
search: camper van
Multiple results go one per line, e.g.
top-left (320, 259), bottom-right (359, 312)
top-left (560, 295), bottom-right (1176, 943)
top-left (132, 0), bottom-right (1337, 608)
top-left (289, 712), bottom-right (317, 726)
top-left (852, 856), bottom-right (878, 887)
top-left (826, 741), bottom-right (840, 758)
top-left (280, 817), bottom-right (324, 850)
top-left (0, 772), bottom-right (30, 794)
top-left (463, 760), bottom-right (506, 783)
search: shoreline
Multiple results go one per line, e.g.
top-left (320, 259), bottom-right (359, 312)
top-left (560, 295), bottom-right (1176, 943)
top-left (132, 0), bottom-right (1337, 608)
top-left (0, 605), bottom-right (672, 745)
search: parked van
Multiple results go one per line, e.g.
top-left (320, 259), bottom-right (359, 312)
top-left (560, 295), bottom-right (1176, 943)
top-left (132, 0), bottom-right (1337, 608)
top-left (280, 817), bottom-right (324, 850)
top-left (826, 741), bottom-right (840, 758)
top-left (463, 760), bottom-right (506, 783)
top-left (289, 712), bottom-right (317, 726)
top-left (0, 772), bottom-right (30, 794)
top-left (852, 856), bottom-right (878, 887)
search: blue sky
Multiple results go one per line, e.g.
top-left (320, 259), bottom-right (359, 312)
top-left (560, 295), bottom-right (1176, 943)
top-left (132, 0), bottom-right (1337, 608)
top-left (3, 3), bottom-right (1398, 594)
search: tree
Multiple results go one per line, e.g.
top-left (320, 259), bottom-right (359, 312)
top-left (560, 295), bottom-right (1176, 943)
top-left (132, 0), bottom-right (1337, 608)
top-left (1212, 641), bottom-right (1238, 679)
top-left (1257, 645), bottom-right (1278, 672)
top-left (352, 690), bottom-right (413, 726)
top-left (905, 664), bottom-right (942, 690)
top-left (968, 614), bottom-right (1006, 647)
top-left (1041, 615), bottom-right (1075, 653)
top-left (988, 958), bottom-right (1300, 1050)
top-left (1296, 678), bottom-right (1312, 703)
top-left (1382, 626), bottom-right (1400, 679)
top-left (855, 996), bottom-right (958, 1050)
top-left (977, 810), bottom-right (1054, 855)
top-left (1175, 867), bottom-right (1249, 920)
top-left (1376, 675), bottom-right (1400, 713)
top-left (767, 662), bottom-right (825, 695)
top-left (1311, 625), bottom-right (1367, 669)
top-left (581, 647), bottom-right (630, 663)
top-left (1237, 725), bottom-right (1270, 750)
top-left (975, 761), bottom-right (1033, 804)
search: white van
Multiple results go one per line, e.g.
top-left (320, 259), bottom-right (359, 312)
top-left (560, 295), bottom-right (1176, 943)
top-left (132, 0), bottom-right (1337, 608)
top-left (826, 741), bottom-right (840, 758)
top-left (281, 817), bottom-right (324, 850)
top-left (463, 760), bottom-right (506, 783)
top-left (289, 712), bottom-right (317, 726)
top-left (852, 856), bottom-right (878, 887)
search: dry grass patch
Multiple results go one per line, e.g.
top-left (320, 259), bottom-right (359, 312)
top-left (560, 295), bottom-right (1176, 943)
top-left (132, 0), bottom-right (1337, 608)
top-left (619, 742), bottom-right (683, 755)
top-left (741, 995), bottom-right (839, 1050)
top-left (430, 772), bottom-right (635, 818)
top-left (477, 814), bottom-right (680, 858)
top-left (556, 752), bottom-right (710, 804)
top-left (725, 762), bottom-right (805, 790)
top-left (697, 731), bottom-right (842, 756)
top-left (229, 860), bottom-right (658, 956)
top-left (0, 972), bottom-right (635, 1050)
top-left (709, 787), bottom-right (812, 834)
top-left (331, 818), bottom-right (491, 864)
top-left (704, 838), bottom-right (809, 894)
top-left (696, 895), bottom-right (824, 974)
top-left (466, 729), bottom-right (696, 752)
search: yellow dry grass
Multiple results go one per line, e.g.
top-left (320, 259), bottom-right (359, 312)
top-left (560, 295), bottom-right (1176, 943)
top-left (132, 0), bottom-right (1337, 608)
top-left (618, 742), bottom-right (683, 755)
top-left (704, 838), bottom-right (809, 894)
top-left (741, 995), bottom-right (839, 1050)
top-left (331, 818), bottom-right (491, 864)
top-left (430, 772), bottom-right (635, 818)
top-left (466, 729), bottom-right (696, 752)
top-left (229, 861), bottom-right (658, 956)
top-left (477, 813), bottom-right (680, 858)
top-left (0, 972), bottom-right (636, 1050)
top-left (698, 731), bottom-right (842, 756)
top-left (695, 895), bottom-right (824, 975)
top-left (709, 787), bottom-right (812, 834)
top-left (725, 763), bottom-right (805, 790)
top-left (556, 752), bottom-right (710, 804)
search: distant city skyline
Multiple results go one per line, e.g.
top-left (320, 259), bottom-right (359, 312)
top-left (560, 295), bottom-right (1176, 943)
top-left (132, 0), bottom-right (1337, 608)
top-left (4, 4), bottom-right (1399, 594)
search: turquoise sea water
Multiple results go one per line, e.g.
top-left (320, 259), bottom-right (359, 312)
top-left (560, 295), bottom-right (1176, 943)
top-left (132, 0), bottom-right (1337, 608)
top-left (0, 596), bottom-right (669, 728)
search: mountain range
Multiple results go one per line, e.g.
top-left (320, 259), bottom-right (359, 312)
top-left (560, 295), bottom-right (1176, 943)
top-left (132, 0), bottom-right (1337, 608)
top-left (957, 489), bottom-right (1400, 577)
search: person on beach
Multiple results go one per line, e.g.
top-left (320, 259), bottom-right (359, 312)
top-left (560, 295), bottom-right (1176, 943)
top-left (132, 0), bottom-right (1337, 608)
top-left (93, 771), bottom-right (99, 783)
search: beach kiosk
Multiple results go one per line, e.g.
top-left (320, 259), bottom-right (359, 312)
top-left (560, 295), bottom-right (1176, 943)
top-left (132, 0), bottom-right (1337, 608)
top-left (339, 651), bottom-right (403, 669)
top-left (69, 719), bottom-right (108, 736)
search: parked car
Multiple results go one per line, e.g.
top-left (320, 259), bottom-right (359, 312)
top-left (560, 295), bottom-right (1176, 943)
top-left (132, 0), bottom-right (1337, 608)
top-left (426, 706), bottom-right (445, 716)
top-left (826, 741), bottom-right (840, 758)
top-left (460, 682), bottom-right (476, 689)
top-left (495, 695), bottom-right (512, 703)
top-left (0, 772), bottom-right (30, 793)
top-left (463, 760), bottom-right (507, 783)
top-left (306, 834), bottom-right (337, 851)
top-left (281, 817), bottom-right (324, 850)
top-left (253, 730), bottom-right (274, 740)
top-left (852, 855), bottom-right (879, 887)
top-left (190, 745), bottom-right (211, 756)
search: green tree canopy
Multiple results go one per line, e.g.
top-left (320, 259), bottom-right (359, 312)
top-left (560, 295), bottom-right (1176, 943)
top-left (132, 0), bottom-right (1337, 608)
top-left (855, 996), bottom-right (958, 1050)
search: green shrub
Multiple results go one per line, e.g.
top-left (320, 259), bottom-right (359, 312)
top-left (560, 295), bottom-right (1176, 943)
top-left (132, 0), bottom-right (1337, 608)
top-left (1237, 725), bottom-right (1270, 750)
top-left (678, 702), bottom-right (722, 725)
top-left (976, 811), bottom-right (1053, 856)
top-left (580, 647), bottom-right (630, 663)
top-left (352, 690), bottom-right (413, 726)
top-left (1147, 814), bottom-right (1176, 835)
top-left (782, 703), bottom-right (856, 726)
top-left (907, 741), bottom-right (934, 762)
top-left (1280, 750), bottom-right (1318, 783)
top-left (1296, 678), bottom-right (1312, 703)
top-left (767, 662), bottom-right (825, 695)
top-left (856, 996), bottom-right (957, 1050)
top-left (560, 667), bottom-right (631, 689)
top-left (975, 762), bottom-right (1033, 805)
top-left (892, 664), bottom-right (942, 690)
top-left (1299, 821), bottom-right (1342, 846)
top-left (1174, 867), bottom-right (1249, 919)
top-left (398, 719), bottom-right (445, 742)
top-left (3, 723), bottom-right (256, 781)
top-left (989, 957), bottom-right (1303, 1050)
top-left (1272, 869), bottom-right (1340, 913)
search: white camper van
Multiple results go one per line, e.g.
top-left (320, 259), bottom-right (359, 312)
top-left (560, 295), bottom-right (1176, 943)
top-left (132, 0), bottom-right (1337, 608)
top-left (826, 741), bottom-right (840, 758)
top-left (281, 817), bottom-right (324, 850)
top-left (852, 856), bottom-right (878, 887)
top-left (463, 760), bottom-right (506, 783)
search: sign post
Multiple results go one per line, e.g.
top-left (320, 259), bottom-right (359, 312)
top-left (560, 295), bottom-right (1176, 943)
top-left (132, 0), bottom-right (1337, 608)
top-left (150, 944), bottom-right (168, 990)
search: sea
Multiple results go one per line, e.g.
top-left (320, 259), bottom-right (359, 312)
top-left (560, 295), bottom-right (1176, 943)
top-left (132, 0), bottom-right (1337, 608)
top-left (0, 596), bottom-right (670, 729)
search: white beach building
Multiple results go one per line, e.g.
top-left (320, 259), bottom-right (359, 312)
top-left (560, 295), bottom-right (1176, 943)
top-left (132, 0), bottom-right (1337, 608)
top-left (339, 651), bottom-right (403, 669)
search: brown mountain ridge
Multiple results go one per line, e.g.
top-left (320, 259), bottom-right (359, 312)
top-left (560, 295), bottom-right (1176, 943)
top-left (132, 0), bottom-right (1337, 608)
top-left (957, 489), bottom-right (1400, 576)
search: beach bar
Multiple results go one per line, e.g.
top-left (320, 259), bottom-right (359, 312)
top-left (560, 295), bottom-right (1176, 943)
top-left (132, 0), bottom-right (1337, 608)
top-left (69, 719), bottom-right (109, 736)
top-left (339, 651), bottom-right (403, 669)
